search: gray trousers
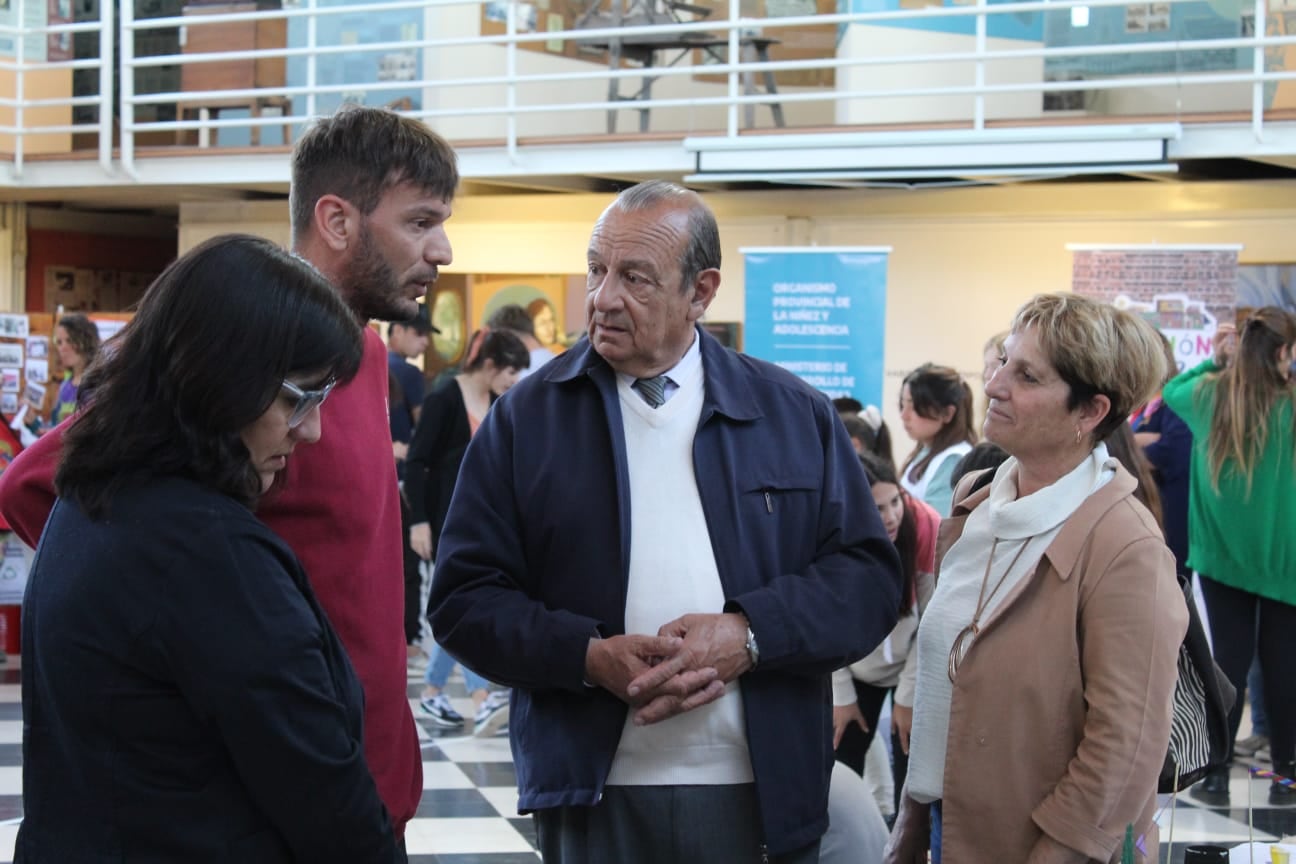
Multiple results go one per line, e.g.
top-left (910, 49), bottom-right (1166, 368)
top-left (533, 784), bottom-right (821, 864)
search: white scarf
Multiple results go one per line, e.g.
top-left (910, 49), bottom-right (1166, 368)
top-left (906, 444), bottom-right (1117, 803)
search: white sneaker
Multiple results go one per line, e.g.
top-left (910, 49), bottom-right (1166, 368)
top-left (473, 690), bottom-right (510, 738)
top-left (419, 693), bottom-right (466, 728)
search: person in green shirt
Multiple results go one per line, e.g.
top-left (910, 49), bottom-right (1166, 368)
top-left (1163, 308), bottom-right (1296, 806)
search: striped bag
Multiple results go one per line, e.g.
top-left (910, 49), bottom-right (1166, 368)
top-left (1158, 573), bottom-right (1236, 794)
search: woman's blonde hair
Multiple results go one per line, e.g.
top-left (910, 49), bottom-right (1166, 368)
top-left (1204, 307), bottom-right (1296, 491)
top-left (1010, 293), bottom-right (1167, 442)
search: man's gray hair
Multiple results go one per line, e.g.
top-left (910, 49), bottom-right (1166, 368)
top-left (614, 180), bottom-right (720, 294)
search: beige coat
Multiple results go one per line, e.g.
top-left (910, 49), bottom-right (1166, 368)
top-left (934, 466), bottom-right (1188, 863)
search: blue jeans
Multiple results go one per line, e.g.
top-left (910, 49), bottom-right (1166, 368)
top-left (424, 642), bottom-right (490, 695)
top-left (930, 800), bottom-right (942, 864)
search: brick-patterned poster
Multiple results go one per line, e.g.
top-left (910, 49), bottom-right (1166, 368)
top-left (1068, 244), bottom-right (1240, 375)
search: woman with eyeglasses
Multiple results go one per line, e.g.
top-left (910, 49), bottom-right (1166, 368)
top-left (18, 235), bottom-right (399, 862)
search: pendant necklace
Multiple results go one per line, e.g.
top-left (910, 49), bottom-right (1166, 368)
top-left (947, 538), bottom-right (1030, 683)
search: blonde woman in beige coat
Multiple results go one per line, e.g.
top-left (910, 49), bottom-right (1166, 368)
top-left (885, 293), bottom-right (1189, 864)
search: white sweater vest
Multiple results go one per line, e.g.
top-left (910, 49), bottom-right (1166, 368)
top-left (604, 361), bottom-right (754, 786)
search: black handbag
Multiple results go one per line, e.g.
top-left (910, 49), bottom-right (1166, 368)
top-left (1158, 572), bottom-right (1237, 794)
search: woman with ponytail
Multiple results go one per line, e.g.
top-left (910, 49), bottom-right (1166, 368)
top-left (405, 327), bottom-right (529, 733)
top-left (1163, 308), bottom-right (1296, 804)
top-left (898, 363), bottom-right (977, 516)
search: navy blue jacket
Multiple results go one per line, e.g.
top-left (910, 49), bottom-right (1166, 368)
top-left (429, 329), bottom-right (901, 855)
top-left (1135, 403), bottom-right (1192, 575)
top-left (18, 478), bottom-right (397, 863)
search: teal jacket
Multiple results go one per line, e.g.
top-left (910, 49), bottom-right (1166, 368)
top-left (1162, 359), bottom-right (1296, 604)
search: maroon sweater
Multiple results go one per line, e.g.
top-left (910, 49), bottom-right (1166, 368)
top-left (0, 326), bottom-right (421, 835)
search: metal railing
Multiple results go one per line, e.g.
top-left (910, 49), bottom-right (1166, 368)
top-left (0, 0), bottom-right (1293, 177)
top-left (0, 0), bottom-right (112, 176)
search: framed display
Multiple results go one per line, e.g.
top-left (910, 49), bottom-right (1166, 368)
top-left (481, 0), bottom-right (583, 58)
top-left (471, 274), bottom-right (569, 353)
top-left (430, 284), bottom-right (468, 363)
top-left (691, 0), bottom-right (837, 88)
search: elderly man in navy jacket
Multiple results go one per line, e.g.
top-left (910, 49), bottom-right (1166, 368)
top-left (430, 180), bottom-right (901, 863)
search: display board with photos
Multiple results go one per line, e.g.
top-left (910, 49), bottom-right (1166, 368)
top-left (0, 312), bottom-right (131, 430)
top-left (44, 266), bottom-right (156, 314)
top-left (0, 312), bottom-right (54, 426)
top-left (690, 0), bottom-right (837, 88)
top-left (481, 0), bottom-right (586, 59)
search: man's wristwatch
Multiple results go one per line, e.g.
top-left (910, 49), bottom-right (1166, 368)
top-left (744, 622), bottom-right (760, 670)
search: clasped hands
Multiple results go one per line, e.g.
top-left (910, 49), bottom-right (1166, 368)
top-left (585, 612), bottom-right (752, 726)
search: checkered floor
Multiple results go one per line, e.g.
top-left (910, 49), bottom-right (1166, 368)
top-left (0, 657), bottom-right (1290, 862)
top-left (403, 664), bottom-right (540, 864)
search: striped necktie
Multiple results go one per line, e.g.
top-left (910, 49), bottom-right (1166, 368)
top-left (633, 376), bottom-right (668, 408)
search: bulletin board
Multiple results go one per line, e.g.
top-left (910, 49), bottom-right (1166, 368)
top-left (481, 0), bottom-right (587, 59)
top-left (0, 312), bottom-right (54, 426)
top-left (691, 0), bottom-right (837, 88)
top-left (0, 311), bottom-right (132, 433)
top-left (44, 265), bottom-right (154, 313)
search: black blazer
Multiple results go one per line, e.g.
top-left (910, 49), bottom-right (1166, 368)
top-left (403, 378), bottom-right (472, 541)
top-left (18, 477), bottom-right (397, 863)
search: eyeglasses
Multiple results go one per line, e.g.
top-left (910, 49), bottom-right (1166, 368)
top-left (281, 378), bottom-right (336, 429)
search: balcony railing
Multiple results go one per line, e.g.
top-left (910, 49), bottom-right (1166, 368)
top-left (0, 0), bottom-right (1293, 177)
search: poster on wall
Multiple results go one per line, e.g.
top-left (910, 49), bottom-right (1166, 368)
top-left (470, 275), bottom-right (569, 356)
top-left (1068, 244), bottom-right (1240, 375)
top-left (46, 0), bottom-right (73, 61)
top-left (742, 247), bottom-right (889, 406)
top-left (0, 315), bottom-right (28, 339)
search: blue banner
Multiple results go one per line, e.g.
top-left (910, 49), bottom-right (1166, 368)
top-left (742, 248), bottom-right (889, 407)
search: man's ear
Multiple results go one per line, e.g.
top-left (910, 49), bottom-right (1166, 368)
top-left (687, 269), bottom-right (721, 321)
top-left (313, 194), bottom-right (356, 253)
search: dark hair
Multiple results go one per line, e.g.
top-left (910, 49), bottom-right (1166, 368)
top-left (614, 180), bottom-right (720, 294)
top-left (485, 304), bottom-right (537, 339)
top-left (841, 411), bottom-right (895, 472)
top-left (290, 105), bottom-right (458, 241)
top-left (858, 450), bottom-right (917, 615)
top-left (462, 328), bottom-right (530, 374)
top-left (56, 313), bottom-right (101, 368)
top-left (832, 397), bottom-right (863, 415)
top-left (1104, 423), bottom-right (1164, 529)
top-left (388, 308), bottom-right (433, 337)
top-left (901, 363), bottom-right (977, 483)
top-left (949, 441), bottom-right (1009, 488)
top-left (56, 235), bottom-right (364, 518)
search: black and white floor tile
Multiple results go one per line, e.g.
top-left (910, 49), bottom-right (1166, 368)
top-left (0, 657), bottom-right (1289, 862)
